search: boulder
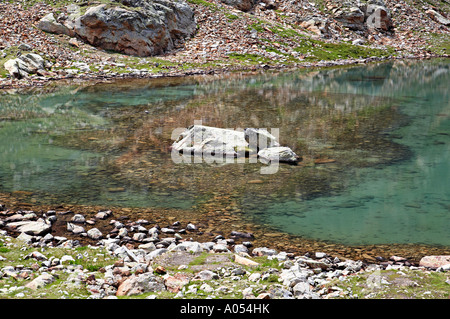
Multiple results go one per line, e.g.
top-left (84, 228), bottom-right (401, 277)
top-left (426, 9), bottom-right (450, 26)
top-left (67, 222), bottom-right (85, 234)
top-left (365, 1), bottom-right (393, 31)
top-left (87, 228), bottom-right (103, 240)
top-left (244, 128), bottom-right (280, 151)
top-left (172, 125), bottom-right (300, 166)
top-left (419, 256), bottom-right (450, 269)
top-left (38, 0), bottom-right (196, 57)
top-left (220, 0), bottom-right (254, 12)
top-left (299, 17), bottom-right (330, 37)
top-left (234, 254), bottom-right (259, 267)
top-left (116, 272), bottom-right (165, 296)
top-left (25, 273), bottom-right (56, 290)
top-left (252, 247), bottom-right (277, 257)
top-left (172, 125), bottom-right (289, 157)
top-left (164, 273), bottom-right (191, 292)
top-left (333, 6), bottom-right (365, 31)
top-left (71, 214), bottom-right (86, 223)
top-left (332, 0), bottom-right (392, 31)
top-left (38, 13), bottom-right (74, 37)
top-left (258, 147), bottom-right (300, 164)
top-left (4, 53), bottom-right (51, 79)
top-left (7, 221), bottom-right (51, 236)
top-left (192, 269), bottom-right (219, 281)
top-left (171, 125), bottom-right (248, 157)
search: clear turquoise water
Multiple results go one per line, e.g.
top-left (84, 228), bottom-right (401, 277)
top-left (249, 60), bottom-right (450, 246)
top-left (0, 59), bottom-right (448, 246)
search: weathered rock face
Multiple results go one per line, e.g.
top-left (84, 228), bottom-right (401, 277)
top-left (38, 0), bottom-right (196, 57)
top-left (116, 272), bottom-right (165, 296)
top-left (4, 53), bottom-right (52, 79)
top-left (331, 0), bottom-right (393, 31)
top-left (426, 9), bottom-right (450, 26)
top-left (299, 16), bottom-right (330, 37)
top-left (333, 6), bottom-right (365, 31)
top-left (7, 220), bottom-right (52, 236)
top-left (364, 0), bottom-right (393, 31)
top-left (220, 0), bottom-right (254, 12)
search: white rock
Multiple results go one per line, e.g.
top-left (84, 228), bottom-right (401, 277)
top-left (248, 273), bottom-right (261, 282)
top-left (25, 273), bottom-right (55, 290)
top-left (87, 228), bottom-right (103, 240)
top-left (258, 147), bottom-right (300, 164)
top-left (7, 221), bottom-right (52, 236)
top-left (138, 242), bottom-right (156, 252)
top-left (67, 222), bottom-right (85, 234)
top-left (61, 255), bottom-right (75, 264)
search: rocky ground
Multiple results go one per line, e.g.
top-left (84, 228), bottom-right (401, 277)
top-left (0, 0), bottom-right (449, 90)
top-left (0, 205), bottom-right (449, 299)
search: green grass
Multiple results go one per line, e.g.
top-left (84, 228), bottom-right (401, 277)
top-left (294, 39), bottom-right (396, 61)
top-left (426, 33), bottom-right (450, 55)
top-left (326, 269), bottom-right (450, 299)
top-left (186, 0), bottom-right (218, 9)
top-left (5, 0), bottom-right (74, 8)
top-left (225, 13), bottom-right (240, 21)
top-left (0, 236), bottom-right (119, 299)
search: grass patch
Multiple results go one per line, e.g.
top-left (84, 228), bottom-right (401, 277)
top-left (426, 32), bottom-right (450, 55)
top-left (326, 269), bottom-right (450, 299)
top-left (294, 39), bottom-right (396, 61)
top-left (224, 13), bottom-right (240, 21)
top-left (186, 0), bottom-right (218, 9)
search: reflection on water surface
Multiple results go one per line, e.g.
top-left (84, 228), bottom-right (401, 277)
top-left (0, 59), bottom-right (449, 249)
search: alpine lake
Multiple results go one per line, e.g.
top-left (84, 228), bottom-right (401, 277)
top-left (1, 58), bottom-right (449, 263)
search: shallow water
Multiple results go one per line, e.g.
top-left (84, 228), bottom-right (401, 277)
top-left (0, 59), bottom-right (449, 247)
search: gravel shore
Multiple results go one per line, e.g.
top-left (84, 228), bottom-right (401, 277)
top-left (1, 205), bottom-right (449, 299)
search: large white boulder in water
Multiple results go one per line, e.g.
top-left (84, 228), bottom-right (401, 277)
top-left (171, 125), bottom-right (248, 157)
top-left (171, 124), bottom-right (300, 164)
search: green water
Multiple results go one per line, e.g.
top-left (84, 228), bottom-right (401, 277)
top-left (256, 80), bottom-right (450, 246)
top-left (0, 59), bottom-right (449, 246)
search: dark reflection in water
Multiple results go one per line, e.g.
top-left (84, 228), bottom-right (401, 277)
top-left (0, 59), bottom-right (449, 248)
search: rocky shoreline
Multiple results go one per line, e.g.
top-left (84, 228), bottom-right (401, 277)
top-left (1, 0), bottom-right (449, 91)
top-left (1, 204), bottom-right (449, 299)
